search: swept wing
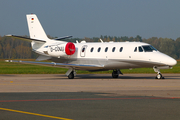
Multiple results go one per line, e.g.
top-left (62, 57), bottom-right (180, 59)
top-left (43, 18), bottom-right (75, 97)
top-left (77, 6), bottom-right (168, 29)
top-left (6, 60), bottom-right (104, 70)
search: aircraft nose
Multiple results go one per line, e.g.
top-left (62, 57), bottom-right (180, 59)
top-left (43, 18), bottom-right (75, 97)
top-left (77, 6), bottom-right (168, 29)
top-left (171, 59), bottom-right (177, 66)
top-left (166, 57), bottom-right (177, 66)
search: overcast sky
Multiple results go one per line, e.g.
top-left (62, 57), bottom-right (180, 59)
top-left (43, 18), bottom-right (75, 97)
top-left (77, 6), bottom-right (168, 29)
top-left (1, 0), bottom-right (180, 40)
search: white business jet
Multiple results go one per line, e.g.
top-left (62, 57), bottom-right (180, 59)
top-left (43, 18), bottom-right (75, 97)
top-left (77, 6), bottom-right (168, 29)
top-left (6, 14), bottom-right (177, 79)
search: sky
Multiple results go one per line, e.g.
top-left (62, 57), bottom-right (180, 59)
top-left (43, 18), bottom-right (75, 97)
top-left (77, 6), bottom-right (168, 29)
top-left (1, 0), bottom-right (180, 40)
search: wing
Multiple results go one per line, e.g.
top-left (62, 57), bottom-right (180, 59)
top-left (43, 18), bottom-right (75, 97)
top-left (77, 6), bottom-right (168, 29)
top-left (5, 60), bottom-right (104, 70)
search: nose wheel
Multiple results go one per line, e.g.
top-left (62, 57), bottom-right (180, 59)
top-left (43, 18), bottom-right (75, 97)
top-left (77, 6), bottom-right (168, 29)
top-left (153, 67), bottom-right (165, 79)
top-left (155, 73), bottom-right (164, 79)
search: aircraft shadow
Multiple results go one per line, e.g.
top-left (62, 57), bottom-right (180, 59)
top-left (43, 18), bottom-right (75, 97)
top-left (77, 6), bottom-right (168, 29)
top-left (75, 74), bottom-right (155, 79)
top-left (30, 74), bottom-right (180, 80)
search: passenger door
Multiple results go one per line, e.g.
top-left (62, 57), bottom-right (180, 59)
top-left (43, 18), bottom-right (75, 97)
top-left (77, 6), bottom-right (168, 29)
top-left (80, 45), bottom-right (87, 57)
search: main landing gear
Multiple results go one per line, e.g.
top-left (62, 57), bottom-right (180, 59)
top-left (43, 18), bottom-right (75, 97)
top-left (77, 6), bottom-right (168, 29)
top-left (68, 71), bottom-right (74, 79)
top-left (153, 66), bottom-right (165, 79)
top-left (112, 69), bottom-right (123, 78)
top-left (66, 68), bottom-right (76, 79)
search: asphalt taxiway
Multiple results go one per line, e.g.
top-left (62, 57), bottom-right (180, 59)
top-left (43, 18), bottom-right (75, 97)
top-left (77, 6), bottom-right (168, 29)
top-left (0, 74), bottom-right (180, 120)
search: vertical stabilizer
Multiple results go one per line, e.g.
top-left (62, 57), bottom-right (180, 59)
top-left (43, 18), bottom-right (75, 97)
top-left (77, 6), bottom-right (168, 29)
top-left (26, 14), bottom-right (49, 41)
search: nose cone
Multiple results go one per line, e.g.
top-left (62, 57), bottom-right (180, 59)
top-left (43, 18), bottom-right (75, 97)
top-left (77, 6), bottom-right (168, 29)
top-left (155, 52), bottom-right (177, 66)
top-left (161, 54), bottom-right (177, 66)
top-left (167, 57), bottom-right (177, 66)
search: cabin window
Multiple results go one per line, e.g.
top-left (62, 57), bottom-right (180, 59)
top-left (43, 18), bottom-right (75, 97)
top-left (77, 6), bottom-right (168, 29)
top-left (98, 47), bottom-right (101, 52)
top-left (134, 47), bottom-right (137, 52)
top-left (120, 47), bottom-right (123, 52)
top-left (138, 46), bottom-right (143, 52)
top-left (90, 47), bottom-right (94, 52)
top-left (105, 47), bottom-right (108, 52)
top-left (82, 47), bottom-right (85, 52)
top-left (112, 47), bottom-right (116, 52)
top-left (142, 45), bottom-right (157, 52)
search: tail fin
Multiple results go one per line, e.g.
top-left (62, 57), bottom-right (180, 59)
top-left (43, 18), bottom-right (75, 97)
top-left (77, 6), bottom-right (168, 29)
top-left (26, 14), bottom-right (49, 41)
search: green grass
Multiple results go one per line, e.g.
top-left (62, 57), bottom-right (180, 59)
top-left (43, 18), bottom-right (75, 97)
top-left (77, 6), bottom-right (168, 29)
top-left (0, 59), bottom-right (179, 74)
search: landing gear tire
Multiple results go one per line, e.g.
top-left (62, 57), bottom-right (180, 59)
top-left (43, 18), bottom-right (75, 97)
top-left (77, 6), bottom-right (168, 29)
top-left (68, 72), bottom-right (74, 79)
top-left (153, 67), bottom-right (165, 79)
top-left (112, 70), bottom-right (119, 78)
top-left (155, 73), bottom-right (164, 79)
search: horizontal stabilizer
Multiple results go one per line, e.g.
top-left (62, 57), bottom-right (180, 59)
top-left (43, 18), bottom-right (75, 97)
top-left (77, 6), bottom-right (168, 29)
top-left (54, 36), bottom-right (73, 40)
top-left (6, 35), bottom-right (46, 43)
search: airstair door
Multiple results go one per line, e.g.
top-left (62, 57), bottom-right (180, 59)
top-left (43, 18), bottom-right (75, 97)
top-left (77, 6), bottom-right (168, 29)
top-left (80, 45), bottom-right (87, 57)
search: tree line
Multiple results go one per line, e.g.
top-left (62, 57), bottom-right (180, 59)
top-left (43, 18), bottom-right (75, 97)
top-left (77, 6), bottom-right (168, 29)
top-left (0, 35), bottom-right (179, 59)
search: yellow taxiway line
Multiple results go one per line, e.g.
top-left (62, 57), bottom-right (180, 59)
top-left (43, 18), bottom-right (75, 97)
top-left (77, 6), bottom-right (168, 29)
top-left (0, 107), bottom-right (73, 120)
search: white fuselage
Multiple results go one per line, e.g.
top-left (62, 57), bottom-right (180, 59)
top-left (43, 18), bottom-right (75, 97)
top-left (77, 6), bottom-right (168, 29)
top-left (35, 40), bottom-right (177, 71)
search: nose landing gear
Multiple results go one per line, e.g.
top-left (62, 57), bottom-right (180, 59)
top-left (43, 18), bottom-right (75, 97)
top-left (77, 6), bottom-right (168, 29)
top-left (153, 67), bottom-right (165, 79)
top-left (156, 73), bottom-right (164, 79)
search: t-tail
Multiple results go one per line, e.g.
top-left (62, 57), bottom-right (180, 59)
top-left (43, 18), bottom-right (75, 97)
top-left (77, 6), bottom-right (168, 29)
top-left (6, 14), bottom-right (50, 50)
top-left (26, 14), bottom-right (49, 41)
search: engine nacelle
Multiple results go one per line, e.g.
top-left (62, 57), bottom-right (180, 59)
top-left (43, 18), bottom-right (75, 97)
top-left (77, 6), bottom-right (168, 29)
top-left (46, 42), bottom-right (75, 57)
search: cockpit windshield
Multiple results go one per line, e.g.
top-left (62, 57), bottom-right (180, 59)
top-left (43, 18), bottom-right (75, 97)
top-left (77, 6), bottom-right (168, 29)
top-left (142, 45), bottom-right (157, 52)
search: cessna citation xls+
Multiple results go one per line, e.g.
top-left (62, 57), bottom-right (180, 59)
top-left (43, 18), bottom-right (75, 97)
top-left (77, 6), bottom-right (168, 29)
top-left (6, 14), bottom-right (177, 79)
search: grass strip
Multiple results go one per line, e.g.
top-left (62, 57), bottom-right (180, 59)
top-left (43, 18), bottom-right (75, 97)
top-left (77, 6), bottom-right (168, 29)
top-left (0, 59), bottom-right (179, 74)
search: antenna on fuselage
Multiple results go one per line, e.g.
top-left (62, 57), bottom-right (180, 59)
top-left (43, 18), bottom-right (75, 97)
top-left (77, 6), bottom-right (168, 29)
top-left (100, 39), bottom-right (104, 43)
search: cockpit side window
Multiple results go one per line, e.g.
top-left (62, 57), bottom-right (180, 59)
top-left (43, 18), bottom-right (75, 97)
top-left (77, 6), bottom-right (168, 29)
top-left (142, 45), bottom-right (157, 52)
top-left (138, 46), bottom-right (143, 52)
top-left (134, 47), bottom-right (137, 52)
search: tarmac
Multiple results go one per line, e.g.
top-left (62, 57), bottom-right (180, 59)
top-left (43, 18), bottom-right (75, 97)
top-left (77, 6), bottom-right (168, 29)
top-left (0, 74), bottom-right (180, 120)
